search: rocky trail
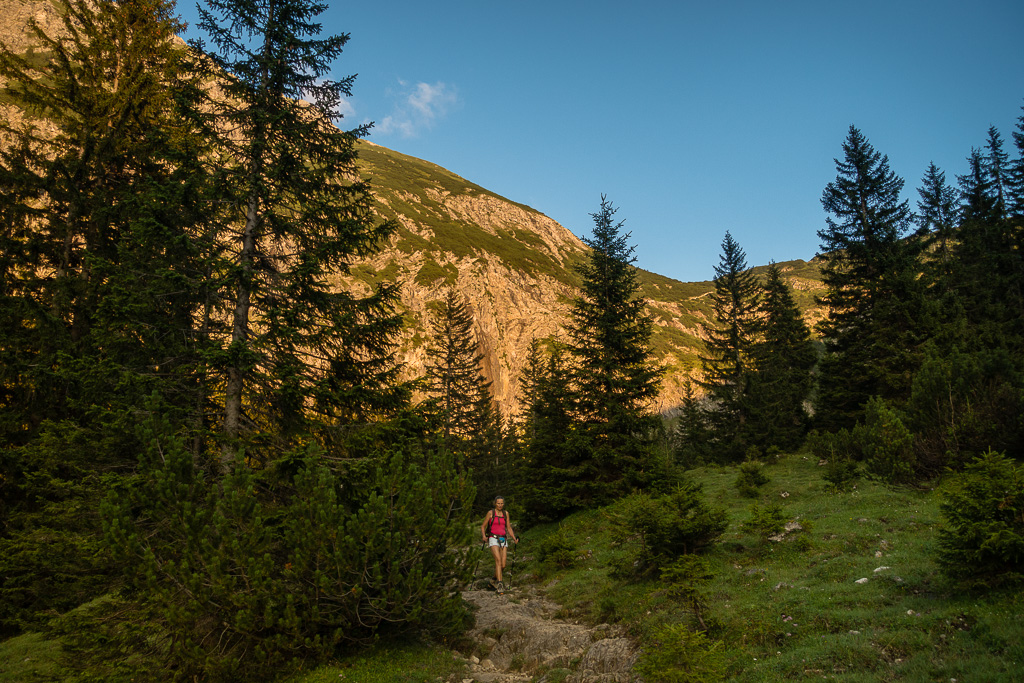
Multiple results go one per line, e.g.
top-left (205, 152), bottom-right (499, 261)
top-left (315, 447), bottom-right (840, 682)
top-left (451, 579), bottom-right (639, 683)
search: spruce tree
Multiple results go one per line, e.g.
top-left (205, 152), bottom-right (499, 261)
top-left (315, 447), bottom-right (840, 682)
top-left (816, 126), bottom-right (927, 431)
top-left (746, 264), bottom-right (816, 451)
top-left (697, 232), bottom-right (760, 460)
top-left (424, 288), bottom-right (494, 454)
top-left (1008, 105), bottom-right (1024, 218)
top-left (190, 0), bottom-right (402, 466)
top-left (984, 125), bottom-right (1009, 220)
top-left (518, 342), bottom-right (581, 520)
top-left (566, 196), bottom-right (663, 503)
top-left (958, 148), bottom-right (998, 223)
top-left (0, 0), bottom-right (213, 631)
top-left (916, 162), bottom-right (959, 277)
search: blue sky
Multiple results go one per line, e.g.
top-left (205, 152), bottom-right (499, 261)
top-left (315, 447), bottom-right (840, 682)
top-left (176, 0), bottom-right (1024, 283)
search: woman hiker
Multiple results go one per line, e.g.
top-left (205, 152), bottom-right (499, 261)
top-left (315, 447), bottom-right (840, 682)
top-left (480, 496), bottom-right (518, 592)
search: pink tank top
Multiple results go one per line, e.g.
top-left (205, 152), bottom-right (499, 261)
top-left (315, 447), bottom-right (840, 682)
top-left (490, 512), bottom-right (507, 536)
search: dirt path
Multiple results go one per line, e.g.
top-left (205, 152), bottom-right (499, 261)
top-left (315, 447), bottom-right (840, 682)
top-left (453, 583), bottom-right (638, 683)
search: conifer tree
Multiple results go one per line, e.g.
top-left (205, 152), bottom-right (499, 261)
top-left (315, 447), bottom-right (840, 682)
top-left (190, 0), bottom-right (402, 467)
top-left (697, 232), bottom-right (760, 460)
top-left (984, 125), bottom-right (1009, 219)
top-left (816, 126), bottom-right (927, 431)
top-left (1008, 105), bottom-right (1024, 218)
top-left (746, 264), bottom-right (816, 451)
top-left (0, 0), bottom-right (213, 631)
top-left (958, 148), bottom-right (998, 223)
top-left (518, 342), bottom-right (581, 520)
top-left (916, 162), bottom-right (959, 276)
top-left (424, 288), bottom-right (494, 454)
top-left (566, 196), bottom-right (663, 503)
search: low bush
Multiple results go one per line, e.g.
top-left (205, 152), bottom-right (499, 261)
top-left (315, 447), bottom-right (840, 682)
top-left (936, 449), bottom-right (1024, 588)
top-left (635, 623), bottom-right (727, 683)
top-left (535, 525), bottom-right (579, 570)
top-left (610, 483), bottom-right (728, 578)
top-left (735, 460), bottom-right (769, 498)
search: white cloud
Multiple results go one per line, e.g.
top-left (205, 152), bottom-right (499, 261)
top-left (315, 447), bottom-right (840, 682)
top-left (376, 80), bottom-right (459, 138)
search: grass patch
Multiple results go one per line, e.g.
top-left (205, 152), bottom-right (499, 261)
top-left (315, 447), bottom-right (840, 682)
top-left (514, 452), bottom-right (1024, 681)
top-left (279, 640), bottom-right (465, 683)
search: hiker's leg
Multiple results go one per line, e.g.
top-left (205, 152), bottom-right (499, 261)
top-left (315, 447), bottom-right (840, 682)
top-left (489, 543), bottom-right (502, 582)
top-left (499, 545), bottom-right (508, 572)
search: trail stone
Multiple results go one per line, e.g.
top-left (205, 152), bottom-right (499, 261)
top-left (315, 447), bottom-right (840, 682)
top-left (461, 587), bottom-right (638, 682)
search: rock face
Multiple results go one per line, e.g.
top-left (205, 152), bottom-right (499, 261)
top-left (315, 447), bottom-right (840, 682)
top-left (459, 587), bottom-right (638, 683)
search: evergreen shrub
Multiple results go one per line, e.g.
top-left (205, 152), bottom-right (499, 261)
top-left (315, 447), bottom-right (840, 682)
top-left (535, 525), bottom-right (578, 569)
top-left (937, 450), bottom-right (1024, 588)
top-left (734, 460), bottom-right (770, 498)
top-left (807, 429), bottom-right (860, 491)
top-left (610, 483), bottom-right (727, 578)
top-left (103, 419), bottom-right (475, 681)
top-left (742, 503), bottom-right (787, 542)
top-left (855, 397), bottom-right (917, 485)
top-left (635, 623), bottom-right (727, 683)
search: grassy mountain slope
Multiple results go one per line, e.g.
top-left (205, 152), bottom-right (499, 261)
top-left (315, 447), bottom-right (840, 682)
top-left (349, 140), bottom-right (826, 417)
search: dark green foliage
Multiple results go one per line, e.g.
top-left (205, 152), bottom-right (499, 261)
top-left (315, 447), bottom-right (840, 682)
top-left (1008, 104), bottom-right (1024, 217)
top-left (904, 347), bottom-right (1024, 472)
top-left (916, 161), bottom-right (959, 284)
top-left (816, 126), bottom-right (929, 431)
top-left (104, 416), bottom-right (475, 681)
top-left (659, 555), bottom-right (714, 630)
top-left (672, 381), bottom-right (714, 468)
top-left (191, 0), bottom-right (403, 464)
top-left (424, 288), bottom-right (492, 443)
top-left (984, 126), bottom-right (1010, 219)
top-left (610, 483), bottom-right (727, 578)
top-left (735, 460), bottom-right (770, 498)
top-left (745, 263), bottom-right (816, 452)
top-left (958, 148), bottom-right (999, 223)
top-left (535, 525), bottom-right (579, 570)
top-left (0, 0), bottom-right (212, 634)
top-left (742, 502), bottom-right (787, 541)
top-left (854, 397), bottom-right (917, 485)
top-left (697, 232), bottom-right (760, 461)
top-left (635, 624), bottom-right (727, 683)
top-left (565, 196), bottom-right (664, 504)
top-left (807, 430), bottom-right (860, 491)
top-left (937, 450), bottom-right (1024, 588)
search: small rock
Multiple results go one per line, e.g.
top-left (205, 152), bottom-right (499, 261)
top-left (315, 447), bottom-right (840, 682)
top-left (849, 630), bottom-right (860, 635)
top-left (469, 655), bottom-right (480, 665)
top-left (780, 491), bottom-right (790, 498)
top-left (874, 566), bottom-right (891, 573)
top-left (875, 551), bottom-right (883, 557)
top-left (855, 577), bottom-right (869, 584)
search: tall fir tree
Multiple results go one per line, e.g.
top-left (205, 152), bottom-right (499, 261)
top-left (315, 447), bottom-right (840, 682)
top-left (696, 231), bottom-right (760, 461)
top-left (566, 196), bottom-right (663, 505)
top-left (1008, 104), bottom-right (1024, 218)
top-left (815, 126), bottom-right (928, 431)
top-left (0, 0), bottom-right (214, 632)
top-left (916, 161), bottom-right (959, 278)
top-left (423, 288), bottom-right (495, 456)
top-left (984, 125), bottom-right (1009, 220)
top-left (958, 147), bottom-right (999, 223)
top-left (518, 341), bottom-right (582, 520)
top-left (190, 0), bottom-right (403, 467)
top-left (746, 264), bottom-right (817, 452)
